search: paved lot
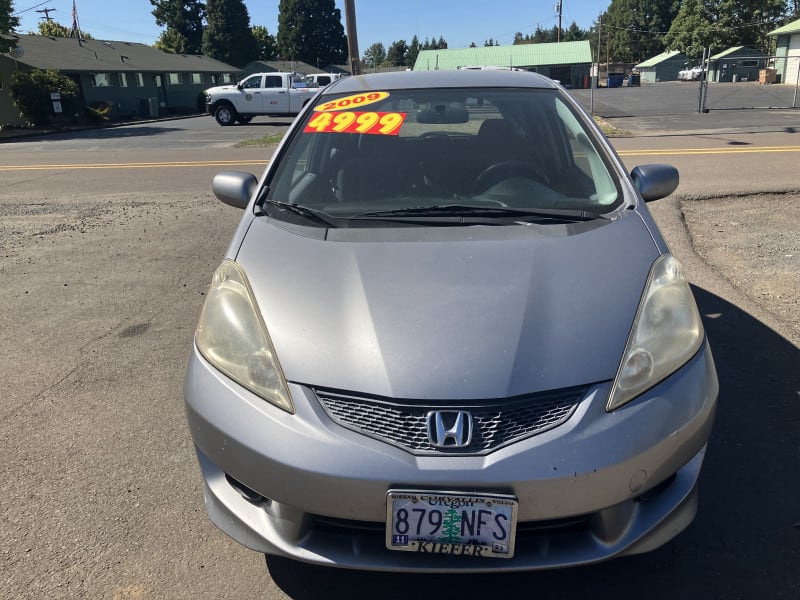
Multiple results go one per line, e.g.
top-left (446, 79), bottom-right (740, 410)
top-left (570, 80), bottom-right (800, 118)
top-left (0, 109), bottom-right (798, 599)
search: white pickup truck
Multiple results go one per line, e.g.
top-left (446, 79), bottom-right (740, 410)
top-left (204, 72), bottom-right (319, 125)
top-left (305, 73), bottom-right (345, 87)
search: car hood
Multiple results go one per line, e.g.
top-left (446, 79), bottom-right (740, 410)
top-left (236, 217), bottom-right (660, 400)
top-left (206, 85), bottom-right (237, 94)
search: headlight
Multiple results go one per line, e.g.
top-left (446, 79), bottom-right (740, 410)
top-left (195, 260), bottom-right (294, 413)
top-left (607, 254), bottom-right (704, 411)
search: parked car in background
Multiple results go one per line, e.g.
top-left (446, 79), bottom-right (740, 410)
top-left (185, 69), bottom-right (719, 572)
top-left (679, 65), bottom-right (705, 81)
top-left (204, 72), bottom-right (318, 125)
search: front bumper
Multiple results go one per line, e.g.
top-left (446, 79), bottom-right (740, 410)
top-left (184, 342), bottom-right (718, 572)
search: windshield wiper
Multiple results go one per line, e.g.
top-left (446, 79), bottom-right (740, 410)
top-left (262, 199), bottom-right (336, 228)
top-left (351, 204), bottom-right (605, 222)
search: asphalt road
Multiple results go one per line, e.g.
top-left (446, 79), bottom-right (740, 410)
top-left (1, 113), bottom-right (798, 599)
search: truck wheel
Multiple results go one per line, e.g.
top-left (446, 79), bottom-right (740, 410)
top-left (214, 104), bottom-right (237, 126)
top-left (237, 116), bottom-right (253, 124)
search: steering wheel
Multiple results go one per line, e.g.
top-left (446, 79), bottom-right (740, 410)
top-left (473, 160), bottom-right (549, 193)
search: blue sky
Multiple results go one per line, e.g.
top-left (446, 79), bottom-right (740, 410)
top-left (13, 1), bottom-right (606, 49)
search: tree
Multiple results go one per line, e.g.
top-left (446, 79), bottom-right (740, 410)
top-left (421, 36), bottom-right (448, 50)
top-left (202, 0), bottom-right (257, 67)
top-left (531, 24), bottom-right (558, 43)
top-left (386, 39), bottom-right (408, 66)
top-left (363, 42), bottom-right (386, 69)
top-left (151, 0), bottom-right (204, 54)
top-left (33, 20), bottom-right (92, 38)
top-left (252, 25), bottom-right (277, 61)
top-left (9, 69), bottom-right (79, 126)
top-left (717, 0), bottom-right (786, 52)
top-left (602, 0), bottom-right (680, 63)
top-left (35, 21), bottom-right (70, 37)
top-left (1, 0), bottom-right (20, 54)
top-left (563, 21), bottom-right (586, 42)
top-left (277, 0), bottom-right (348, 66)
top-left (663, 0), bottom-right (784, 58)
top-left (407, 35), bottom-right (421, 68)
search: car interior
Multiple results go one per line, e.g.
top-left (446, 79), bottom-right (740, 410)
top-left (265, 88), bottom-right (620, 221)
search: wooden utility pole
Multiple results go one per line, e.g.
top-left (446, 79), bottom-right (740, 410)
top-left (343, 0), bottom-right (362, 75)
top-left (556, 1), bottom-right (562, 42)
top-left (36, 7), bottom-right (57, 22)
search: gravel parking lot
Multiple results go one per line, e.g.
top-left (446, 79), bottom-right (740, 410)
top-left (681, 192), bottom-right (800, 346)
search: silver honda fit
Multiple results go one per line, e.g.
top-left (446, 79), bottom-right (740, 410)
top-left (184, 70), bottom-right (718, 572)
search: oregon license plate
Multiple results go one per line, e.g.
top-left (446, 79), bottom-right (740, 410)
top-left (385, 490), bottom-right (518, 558)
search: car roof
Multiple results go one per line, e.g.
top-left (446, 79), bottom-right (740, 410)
top-left (322, 69), bottom-right (559, 95)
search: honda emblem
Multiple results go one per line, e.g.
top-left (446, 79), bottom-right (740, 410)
top-left (427, 410), bottom-right (473, 449)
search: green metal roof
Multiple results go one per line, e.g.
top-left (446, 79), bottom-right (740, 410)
top-left (635, 50), bottom-right (683, 68)
top-left (6, 34), bottom-right (237, 73)
top-left (412, 41), bottom-right (591, 71)
top-left (710, 46), bottom-right (745, 59)
top-left (769, 17), bottom-right (800, 36)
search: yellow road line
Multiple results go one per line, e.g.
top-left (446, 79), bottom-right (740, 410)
top-left (2, 145), bottom-right (800, 170)
top-left (616, 145), bottom-right (800, 157)
top-left (0, 159), bottom-right (269, 171)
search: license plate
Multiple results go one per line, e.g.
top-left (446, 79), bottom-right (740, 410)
top-left (385, 490), bottom-right (518, 558)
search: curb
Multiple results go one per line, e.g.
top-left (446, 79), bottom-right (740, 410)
top-left (0, 113), bottom-right (207, 142)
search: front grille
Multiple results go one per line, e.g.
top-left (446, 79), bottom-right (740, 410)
top-left (311, 513), bottom-right (591, 539)
top-left (315, 386), bottom-right (587, 455)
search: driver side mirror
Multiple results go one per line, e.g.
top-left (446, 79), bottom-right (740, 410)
top-left (212, 171), bottom-right (258, 209)
top-left (630, 164), bottom-right (679, 202)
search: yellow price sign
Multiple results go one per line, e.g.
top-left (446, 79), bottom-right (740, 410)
top-left (314, 92), bottom-right (390, 112)
top-left (304, 111), bottom-right (407, 136)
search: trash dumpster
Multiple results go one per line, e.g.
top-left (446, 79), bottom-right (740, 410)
top-left (606, 73), bottom-right (624, 88)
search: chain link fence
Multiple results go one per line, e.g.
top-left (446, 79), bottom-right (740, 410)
top-left (569, 55), bottom-right (800, 118)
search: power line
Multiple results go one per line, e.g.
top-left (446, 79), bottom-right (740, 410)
top-left (601, 19), bottom-right (777, 36)
top-left (13, 1), bottom-right (52, 16)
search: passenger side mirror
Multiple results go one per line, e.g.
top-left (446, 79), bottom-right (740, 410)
top-left (630, 164), bottom-right (679, 202)
top-left (212, 171), bottom-right (258, 209)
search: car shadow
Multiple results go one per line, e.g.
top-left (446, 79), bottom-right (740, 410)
top-left (6, 125), bottom-right (183, 143)
top-left (239, 121), bottom-right (295, 128)
top-left (265, 285), bottom-right (800, 599)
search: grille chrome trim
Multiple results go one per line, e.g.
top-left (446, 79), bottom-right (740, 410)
top-left (314, 386), bottom-right (588, 455)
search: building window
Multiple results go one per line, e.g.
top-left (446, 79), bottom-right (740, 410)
top-left (136, 73), bottom-right (145, 87)
top-left (90, 73), bottom-right (113, 87)
top-left (221, 73), bottom-right (232, 83)
top-left (119, 73), bottom-right (129, 87)
top-left (168, 73), bottom-right (181, 85)
top-left (192, 73), bottom-right (203, 84)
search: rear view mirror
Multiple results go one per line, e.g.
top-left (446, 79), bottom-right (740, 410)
top-left (416, 106), bottom-right (470, 124)
top-left (212, 171), bottom-right (258, 209)
top-left (630, 164), bottom-right (679, 202)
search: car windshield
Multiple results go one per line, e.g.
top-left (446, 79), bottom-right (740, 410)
top-left (263, 86), bottom-right (621, 226)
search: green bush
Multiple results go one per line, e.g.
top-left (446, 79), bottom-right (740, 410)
top-left (9, 69), bottom-right (80, 127)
